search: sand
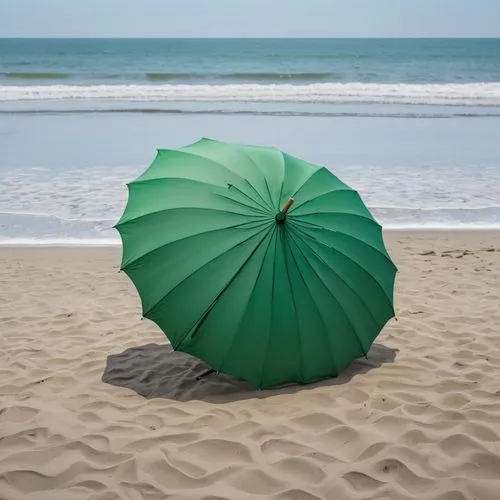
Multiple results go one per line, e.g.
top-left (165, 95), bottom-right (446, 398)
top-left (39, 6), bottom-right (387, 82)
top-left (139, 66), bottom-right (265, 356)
top-left (1, 230), bottom-right (500, 500)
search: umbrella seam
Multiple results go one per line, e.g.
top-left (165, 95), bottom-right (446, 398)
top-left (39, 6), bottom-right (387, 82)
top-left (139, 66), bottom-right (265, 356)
top-left (224, 182), bottom-right (272, 213)
top-left (213, 227), bottom-right (277, 380)
top-left (172, 147), bottom-right (275, 212)
top-left (285, 229), bottom-right (340, 375)
top-left (287, 224), bottom-right (370, 356)
top-left (176, 225), bottom-right (275, 353)
top-left (126, 175), bottom-right (270, 216)
top-left (289, 166), bottom-right (326, 202)
top-left (293, 228), bottom-right (389, 331)
top-left (117, 177), bottom-right (226, 226)
top-left (128, 176), bottom-right (221, 188)
top-left (123, 218), bottom-right (271, 271)
top-left (291, 167), bottom-right (349, 208)
top-left (218, 141), bottom-right (276, 210)
top-left (292, 187), bottom-right (357, 212)
top-left (213, 193), bottom-right (271, 216)
top-left (242, 177), bottom-right (276, 213)
top-left (129, 176), bottom-right (270, 216)
top-left (116, 206), bottom-right (268, 229)
top-left (124, 221), bottom-right (271, 307)
top-left (291, 221), bottom-right (396, 312)
top-left (238, 147), bottom-right (278, 210)
top-left (263, 175), bottom-right (277, 212)
top-left (291, 217), bottom-right (397, 271)
top-left (276, 150), bottom-right (286, 212)
top-left (282, 226), bottom-right (306, 385)
top-left (259, 225), bottom-right (279, 388)
top-left (143, 223), bottom-right (274, 334)
top-left (292, 210), bottom-right (378, 227)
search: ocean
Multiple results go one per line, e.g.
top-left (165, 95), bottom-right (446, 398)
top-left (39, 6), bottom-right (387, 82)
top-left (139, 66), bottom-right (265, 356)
top-left (1, 38), bottom-right (500, 244)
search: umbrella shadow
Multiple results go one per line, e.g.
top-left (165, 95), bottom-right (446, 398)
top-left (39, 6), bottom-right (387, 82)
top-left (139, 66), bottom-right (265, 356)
top-left (102, 342), bottom-right (398, 403)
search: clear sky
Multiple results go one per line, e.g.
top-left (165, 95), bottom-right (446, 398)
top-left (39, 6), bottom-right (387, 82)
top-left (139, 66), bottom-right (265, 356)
top-left (1, 0), bottom-right (499, 38)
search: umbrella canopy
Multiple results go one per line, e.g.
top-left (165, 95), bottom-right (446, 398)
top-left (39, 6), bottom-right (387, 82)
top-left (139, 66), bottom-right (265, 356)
top-left (116, 138), bottom-right (397, 389)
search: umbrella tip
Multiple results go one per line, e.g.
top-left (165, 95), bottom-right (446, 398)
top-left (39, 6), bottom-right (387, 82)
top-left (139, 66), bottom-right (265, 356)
top-left (276, 198), bottom-right (294, 224)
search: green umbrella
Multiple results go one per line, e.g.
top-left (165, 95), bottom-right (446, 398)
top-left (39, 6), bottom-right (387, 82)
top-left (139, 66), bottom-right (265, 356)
top-left (116, 138), bottom-right (397, 389)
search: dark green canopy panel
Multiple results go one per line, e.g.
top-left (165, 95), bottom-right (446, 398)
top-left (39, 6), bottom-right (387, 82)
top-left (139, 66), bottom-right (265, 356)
top-left (116, 138), bottom-right (397, 388)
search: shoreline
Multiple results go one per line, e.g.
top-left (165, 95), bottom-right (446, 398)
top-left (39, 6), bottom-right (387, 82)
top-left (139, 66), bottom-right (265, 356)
top-left (1, 227), bottom-right (500, 248)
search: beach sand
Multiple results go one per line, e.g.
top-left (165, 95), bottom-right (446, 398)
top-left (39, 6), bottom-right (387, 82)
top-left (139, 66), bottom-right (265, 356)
top-left (1, 230), bottom-right (500, 500)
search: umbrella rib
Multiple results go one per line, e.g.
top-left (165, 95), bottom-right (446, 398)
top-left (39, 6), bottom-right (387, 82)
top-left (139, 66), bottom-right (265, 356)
top-left (276, 150), bottom-right (286, 211)
top-left (290, 221), bottom-right (396, 311)
top-left (144, 223), bottom-right (274, 322)
top-left (285, 231), bottom-right (340, 374)
top-left (212, 227), bottom-right (277, 376)
top-left (116, 206), bottom-right (268, 228)
top-left (291, 226), bottom-right (389, 330)
top-left (169, 149), bottom-right (273, 212)
top-left (224, 182), bottom-right (273, 213)
top-left (176, 226), bottom-right (275, 351)
top-left (131, 174), bottom-right (270, 215)
top-left (291, 187), bottom-right (356, 212)
top-left (262, 175), bottom-right (277, 211)
top-left (287, 225), bottom-right (370, 356)
top-left (290, 167), bottom-right (351, 206)
top-left (239, 148), bottom-right (278, 210)
top-left (291, 210), bottom-right (378, 227)
top-left (128, 175), bottom-right (219, 188)
top-left (259, 226), bottom-right (279, 388)
top-left (123, 219), bottom-right (272, 272)
top-left (289, 166), bottom-right (325, 201)
top-left (243, 178), bottom-right (276, 213)
top-left (291, 217), bottom-right (396, 271)
top-left (282, 227), bottom-right (305, 384)
top-left (214, 193), bottom-right (270, 216)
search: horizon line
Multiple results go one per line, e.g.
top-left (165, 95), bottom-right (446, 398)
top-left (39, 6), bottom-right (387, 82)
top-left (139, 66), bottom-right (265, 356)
top-left (1, 35), bottom-right (499, 40)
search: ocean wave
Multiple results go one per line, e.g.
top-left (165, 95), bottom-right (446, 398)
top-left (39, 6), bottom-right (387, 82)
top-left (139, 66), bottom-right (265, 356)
top-left (370, 205), bottom-right (500, 211)
top-left (0, 237), bottom-right (120, 246)
top-left (2, 108), bottom-right (499, 118)
top-left (2, 82), bottom-right (500, 106)
top-left (2, 205), bottom-right (500, 232)
top-left (2, 223), bottom-right (500, 246)
top-left (0, 210), bottom-right (117, 223)
top-left (3, 205), bottom-right (500, 218)
top-left (145, 72), bottom-right (336, 81)
top-left (224, 72), bottom-right (336, 81)
top-left (145, 72), bottom-right (200, 81)
top-left (2, 72), bottom-right (72, 80)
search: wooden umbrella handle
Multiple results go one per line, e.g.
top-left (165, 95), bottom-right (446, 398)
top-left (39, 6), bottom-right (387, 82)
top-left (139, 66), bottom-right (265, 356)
top-left (281, 198), bottom-right (295, 215)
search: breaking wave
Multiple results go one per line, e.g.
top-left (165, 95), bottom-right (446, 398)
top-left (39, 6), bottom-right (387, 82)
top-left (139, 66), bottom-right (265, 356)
top-left (2, 82), bottom-right (500, 106)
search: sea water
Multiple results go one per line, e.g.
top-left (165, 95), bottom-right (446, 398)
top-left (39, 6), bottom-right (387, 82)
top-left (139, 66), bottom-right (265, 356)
top-left (1, 38), bottom-right (499, 244)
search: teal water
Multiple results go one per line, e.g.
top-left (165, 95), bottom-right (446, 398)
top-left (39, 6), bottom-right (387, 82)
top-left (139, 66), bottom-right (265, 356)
top-left (1, 38), bottom-right (500, 107)
top-left (1, 38), bottom-right (499, 242)
top-left (1, 38), bottom-right (500, 84)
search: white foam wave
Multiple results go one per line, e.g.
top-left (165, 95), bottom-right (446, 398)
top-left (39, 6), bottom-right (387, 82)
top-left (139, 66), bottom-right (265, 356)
top-left (0, 237), bottom-right (120, 246)
top-left (2, 224), bottom-right (500, 247)
top-left (2, 83), bottom-right (500, 106)
top-left (383, 223), bottom-right (500, 230)
top-left (0, 209), bottom-right (117, 223)
top-left (370, 205), bottom-right (500, 211)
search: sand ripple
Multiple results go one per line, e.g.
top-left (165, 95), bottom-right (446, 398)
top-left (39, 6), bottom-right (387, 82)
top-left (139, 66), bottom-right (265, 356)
top-left (1, 233), bottom-right (500, 499)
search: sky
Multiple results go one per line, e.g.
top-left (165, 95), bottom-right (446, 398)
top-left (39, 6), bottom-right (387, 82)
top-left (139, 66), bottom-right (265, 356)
top-left (1, 0), bottom-right (499, 38)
